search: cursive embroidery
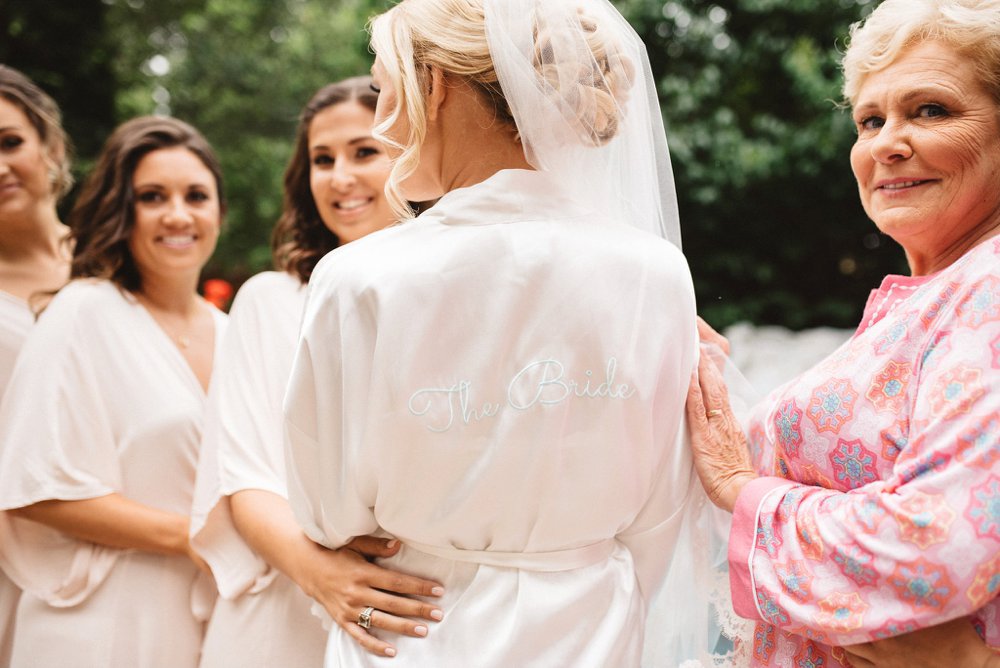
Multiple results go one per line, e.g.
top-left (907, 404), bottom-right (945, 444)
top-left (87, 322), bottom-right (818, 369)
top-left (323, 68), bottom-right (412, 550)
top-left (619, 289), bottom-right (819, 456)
top-left (408, 357), bottom-right (636, 432)
top-left (407, 381), bottom-right (502, 433)
top-left (507, 358), bottom-right (635, 410)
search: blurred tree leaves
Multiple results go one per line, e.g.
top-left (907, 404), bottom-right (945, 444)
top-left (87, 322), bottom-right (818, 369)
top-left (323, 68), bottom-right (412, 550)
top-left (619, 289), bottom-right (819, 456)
top-left (1, 0), bottom-right (116, 178)
top-left (106, 0), bottom-right (392, 283)
top-left (5, 0), bottom-right (906, 328)
top-left (620, 0), bottom-right (907, 329)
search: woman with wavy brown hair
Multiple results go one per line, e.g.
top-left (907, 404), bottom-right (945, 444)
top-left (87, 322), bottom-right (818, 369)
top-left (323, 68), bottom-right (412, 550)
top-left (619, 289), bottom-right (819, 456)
top-left (0, 63), bottom-right (73, 667)
top-left (191, 76), bottom-right (443, 666)
top-left (0, 115), bottom-right (226, 667)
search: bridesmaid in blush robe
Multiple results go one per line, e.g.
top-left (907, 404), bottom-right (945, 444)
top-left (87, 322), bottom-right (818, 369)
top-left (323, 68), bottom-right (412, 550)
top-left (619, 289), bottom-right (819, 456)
top-left (0, 64), bottom-right (74, 666)
top-left (192, 76), bottom-right (444, 666)
top-left (0, 116), bottom-right (226, 667)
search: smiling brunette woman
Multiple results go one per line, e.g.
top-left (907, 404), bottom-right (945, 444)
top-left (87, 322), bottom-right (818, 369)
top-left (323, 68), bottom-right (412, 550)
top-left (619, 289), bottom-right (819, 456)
top-left (191, 76), bottom-right (442, 667)
top-left (686, 1), bottom-right (1000, 666)
top-left (0, 116), bottom-right (227, 667)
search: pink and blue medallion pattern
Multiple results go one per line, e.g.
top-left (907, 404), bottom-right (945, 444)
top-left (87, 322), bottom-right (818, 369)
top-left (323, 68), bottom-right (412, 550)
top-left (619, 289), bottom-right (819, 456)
top-left (731, 239), bottom-right (1000, 666)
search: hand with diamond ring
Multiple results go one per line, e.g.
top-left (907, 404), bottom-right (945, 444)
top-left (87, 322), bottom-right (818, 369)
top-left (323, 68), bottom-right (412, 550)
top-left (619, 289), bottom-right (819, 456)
top-left (230, 489), bottom-right (444, 658)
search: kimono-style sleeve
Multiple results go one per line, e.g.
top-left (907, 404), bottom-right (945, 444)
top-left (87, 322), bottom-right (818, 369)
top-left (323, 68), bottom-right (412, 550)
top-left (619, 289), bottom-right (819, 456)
top-left (190, 275), bottom-right (295, 599)
top-left (616, 321), bottom-right (699, 604)
top-left (730, 273), bottom-right (1000, 645)
top-left (284, 275), bottom-right (380, 551)
top-left (0, 295), bottom-right (32, 400)
top-left (0, 282), bottom-right (122, 606)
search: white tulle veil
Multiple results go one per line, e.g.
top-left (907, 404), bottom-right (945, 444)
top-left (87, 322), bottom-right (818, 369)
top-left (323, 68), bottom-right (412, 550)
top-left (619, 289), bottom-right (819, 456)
top-left (484, 1), bottom-right (745, 665)
top-left (483, 0), bottom-right (681, 247)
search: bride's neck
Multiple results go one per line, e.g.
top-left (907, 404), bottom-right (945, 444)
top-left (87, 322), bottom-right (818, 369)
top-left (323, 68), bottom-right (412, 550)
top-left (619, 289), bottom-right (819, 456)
top-left (436, 87), bottom-right (533, 194)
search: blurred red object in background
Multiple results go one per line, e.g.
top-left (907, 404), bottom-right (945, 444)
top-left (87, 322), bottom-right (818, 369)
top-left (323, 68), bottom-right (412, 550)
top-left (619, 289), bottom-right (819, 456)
top-left (203, 278), bottom-right (234, 311)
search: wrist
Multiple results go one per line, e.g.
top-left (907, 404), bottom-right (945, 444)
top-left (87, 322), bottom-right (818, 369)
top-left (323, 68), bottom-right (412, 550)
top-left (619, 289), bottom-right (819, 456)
top-left (716, 471), bottom-right (757, 514)
top-left (172, 516), bottom-right (194, 557)
top-left (284, 535), bottom-right (326, 598)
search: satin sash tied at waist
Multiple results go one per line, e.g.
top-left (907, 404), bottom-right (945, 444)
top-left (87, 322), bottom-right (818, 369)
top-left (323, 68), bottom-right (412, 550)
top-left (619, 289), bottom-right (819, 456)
top-left (403, 538), bottom-right (617, 572)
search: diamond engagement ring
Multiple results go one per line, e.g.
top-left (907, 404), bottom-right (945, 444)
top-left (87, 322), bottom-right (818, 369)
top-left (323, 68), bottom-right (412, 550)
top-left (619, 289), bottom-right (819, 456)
top-left (357, 606), bottom-right (375, 629)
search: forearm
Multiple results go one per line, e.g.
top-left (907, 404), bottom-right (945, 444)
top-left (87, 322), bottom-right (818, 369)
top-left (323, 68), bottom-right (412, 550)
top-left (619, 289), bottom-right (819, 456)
top-left (733, 477), bottom-right (993, 643)
top-left (229, 488), bottom-right (327, 596)
top-left (845, 617), bottom-right (1000, 668)
top-left (10, 493), bottom-right (190, 556)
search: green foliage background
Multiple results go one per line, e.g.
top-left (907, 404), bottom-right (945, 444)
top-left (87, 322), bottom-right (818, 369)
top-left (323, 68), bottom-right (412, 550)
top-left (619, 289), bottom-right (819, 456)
top-left (3, 0), bottom-right (905, 328)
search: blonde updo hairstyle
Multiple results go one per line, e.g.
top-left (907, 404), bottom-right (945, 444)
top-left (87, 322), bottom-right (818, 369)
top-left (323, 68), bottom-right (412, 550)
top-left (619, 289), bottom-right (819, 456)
top-left (842, 0), bottom-right (1000, 106)
top-left (369, 0), bottom-right (634, 220)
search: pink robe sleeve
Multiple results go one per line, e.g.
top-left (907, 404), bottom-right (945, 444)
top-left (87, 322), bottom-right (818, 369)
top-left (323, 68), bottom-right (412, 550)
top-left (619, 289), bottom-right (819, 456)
top-left (730, 273), bottom-right (1000, 646)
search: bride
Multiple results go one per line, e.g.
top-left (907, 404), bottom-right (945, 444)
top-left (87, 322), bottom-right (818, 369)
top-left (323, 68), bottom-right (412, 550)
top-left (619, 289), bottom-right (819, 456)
top-left (284, 0), bottom-right (728, 664)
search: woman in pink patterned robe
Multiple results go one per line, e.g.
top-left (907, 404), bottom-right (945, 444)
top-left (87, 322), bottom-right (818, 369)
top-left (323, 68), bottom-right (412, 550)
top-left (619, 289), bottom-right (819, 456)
top-left (686, 1), bottom-right (1000, 666)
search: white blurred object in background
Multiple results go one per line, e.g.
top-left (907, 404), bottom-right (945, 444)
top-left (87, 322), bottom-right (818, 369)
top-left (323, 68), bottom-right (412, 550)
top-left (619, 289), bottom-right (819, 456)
top-left (722, 322), bottom-right (854, 396)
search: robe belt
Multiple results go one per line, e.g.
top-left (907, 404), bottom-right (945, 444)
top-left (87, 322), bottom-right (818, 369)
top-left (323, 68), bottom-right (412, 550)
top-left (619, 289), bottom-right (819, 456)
top-left (402, 538), bottom-right (616, 572)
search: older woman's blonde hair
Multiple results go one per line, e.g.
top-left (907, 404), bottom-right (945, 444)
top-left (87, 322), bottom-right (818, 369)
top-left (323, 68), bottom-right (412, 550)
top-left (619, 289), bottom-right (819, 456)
top-left (843, 0), bottom-right (1000, 105)
top-left (368, 0), bottom-right (632, 221)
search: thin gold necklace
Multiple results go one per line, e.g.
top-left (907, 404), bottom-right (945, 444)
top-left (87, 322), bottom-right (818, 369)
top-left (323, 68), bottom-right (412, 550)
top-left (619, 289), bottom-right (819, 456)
top-left (138, 296), bottom-right (197, 350)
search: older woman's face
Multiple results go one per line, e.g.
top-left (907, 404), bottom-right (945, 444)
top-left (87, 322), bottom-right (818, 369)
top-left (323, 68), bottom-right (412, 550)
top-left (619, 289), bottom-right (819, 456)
top-left (850, 41), bottom-right (1000, 270)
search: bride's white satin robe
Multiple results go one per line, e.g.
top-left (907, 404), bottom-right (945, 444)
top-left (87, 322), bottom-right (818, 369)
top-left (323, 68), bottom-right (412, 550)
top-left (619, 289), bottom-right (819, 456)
top-left (285, 169), bottom-right (700, 667)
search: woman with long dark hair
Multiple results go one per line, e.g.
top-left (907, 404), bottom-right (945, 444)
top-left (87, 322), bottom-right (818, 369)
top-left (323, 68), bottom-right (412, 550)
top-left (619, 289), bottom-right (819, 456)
top-left (192, 76), bottom-right (443, 666)
top-left (0, 116), bottom-right (226, 666)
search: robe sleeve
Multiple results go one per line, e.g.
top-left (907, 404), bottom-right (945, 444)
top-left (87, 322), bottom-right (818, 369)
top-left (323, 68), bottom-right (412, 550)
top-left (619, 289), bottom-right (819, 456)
top-left (0, 282), bottom-right (122, 606)
top-left (284, 278), bottom-right (380, 551)
top-left (190, 277), bottom-right (288, 599)
top-left (616, 349), bottom-right (698, 604)
top-left (615, 260), bottom-right (698, 604)
top-left (729, 273), bottom-right (1000, 645)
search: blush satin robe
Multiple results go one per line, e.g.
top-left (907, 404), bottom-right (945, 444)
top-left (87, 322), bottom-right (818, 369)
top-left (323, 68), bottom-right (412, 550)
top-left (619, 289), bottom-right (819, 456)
top-left (0, 280), bottom-right (224, 667)
top-left (192, 271), bottom-right (326, 667)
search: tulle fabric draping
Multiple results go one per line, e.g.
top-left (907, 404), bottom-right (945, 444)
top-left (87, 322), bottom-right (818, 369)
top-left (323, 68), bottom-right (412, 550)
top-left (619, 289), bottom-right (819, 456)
top-left (483, 1), bottom-right (745, 664)
top-left (484, 0), bottom-right (681, 247)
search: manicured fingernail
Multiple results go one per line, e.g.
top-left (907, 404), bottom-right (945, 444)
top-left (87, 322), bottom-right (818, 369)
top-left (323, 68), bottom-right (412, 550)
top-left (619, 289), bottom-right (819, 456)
top-left (431, 586), bottom-right (444, 596)
top-left (384, 647), bottom-right (396, 657)
top-left (430, 609), bottom-right (444, 621)
top-left (414, 625), bottom-right (428, 637)
top-left (387, 539), bottom-right (399, 548)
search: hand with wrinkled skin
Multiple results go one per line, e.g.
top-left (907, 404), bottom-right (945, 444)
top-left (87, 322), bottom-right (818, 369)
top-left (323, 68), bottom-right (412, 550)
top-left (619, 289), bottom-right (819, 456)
top-left (843, 617), bottom-right (1000, 668)
top-left (685, 345), bottom-right (757, 513)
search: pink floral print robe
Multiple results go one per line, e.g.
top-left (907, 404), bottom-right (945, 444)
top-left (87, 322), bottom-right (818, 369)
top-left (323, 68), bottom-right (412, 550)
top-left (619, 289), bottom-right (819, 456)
top-left (730, 237), bottom-right (1000, 667)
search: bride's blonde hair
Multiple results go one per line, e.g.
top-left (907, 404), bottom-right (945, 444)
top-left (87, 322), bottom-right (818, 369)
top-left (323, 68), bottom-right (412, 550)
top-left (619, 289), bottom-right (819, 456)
top-left (369, 0), bottom-right (633, 220)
